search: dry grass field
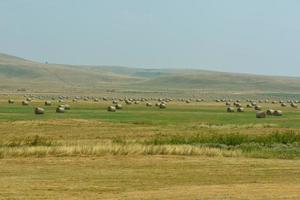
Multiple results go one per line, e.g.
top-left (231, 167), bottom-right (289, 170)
top-left (0, 97), bottom-right (300, 199)
top-left (1, 156), bottom-right (300, 200)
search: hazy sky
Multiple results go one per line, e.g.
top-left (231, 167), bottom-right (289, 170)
top-left (1, 0), bottom-right (300, 76)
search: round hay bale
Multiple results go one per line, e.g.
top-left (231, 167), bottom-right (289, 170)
top-left (8, 99), bottom-right (15, 104)
top-left (107, 106), bottom-right (116, 112)
top-left (125, 99), bottom-right (132, 105)
top-left (159, 103), bottom-right (166, 109)
top-left (58, 104), bottom-right (65, 109)
top-left (44, 101), bottom-right (52, 106)
top-left (256, 111), bottom-right (267, 119)
top-left (235, 103), bottom-right (242, 108)
top-left (64, 104), bottom-right (71, 110)
top-left (22, 100), bottom-right (29, 106)
top-left (274, 110), bottom-right (283, 116)
top-left (146, 102), bottom-right (152, 107)
top-left (227, 107), bottom-right (235, 113)
top-left (255, 105), bottom-right (262, 111)
top-left (237, 107), bottom-right (244, 112)
top-left (56, 107), bottom-right (65, 113)
top-left (266, 109), bottom-right (275, 115)
top-left (116, 104), bottom-right (123, 110)
top-left (34, 107), bottom-right (45, 115)
top-left (291, 103), bottom-right (298, 108)
top-left (281, 103), bottom-right (287, 107)
top-left (246, 104), bottom-right (253, 108)
top-left (226, 102), bottom-right (231, 106)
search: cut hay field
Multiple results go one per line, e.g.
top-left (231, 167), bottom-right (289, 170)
top-left (1, 97), bottom-right (300, 199)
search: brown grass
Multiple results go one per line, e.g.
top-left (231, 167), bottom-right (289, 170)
top-left (1, 156), bottom-right (300, 200)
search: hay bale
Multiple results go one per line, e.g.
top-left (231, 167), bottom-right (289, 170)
top-left (107, 106), bottom-right (116, 112)
top-left (266, 109), bottom-right (275, 115)
top-left (64, 104), bottom-right (71, 110)
top-left (125, 99), bottom-right (132, 105)
top-left (235, 103), bottom-right (242, 108)
top-left (226, 102), bottom-right (231, 106)
top-left (256, 111), bottom-right (267, 118)
top-left (246, 104), bottom-right (253, 108)
top-left (291, 103), bottom-right (298, 108)
top-left (251, 102), bottom-right (257, 106)
top-left (274, 110), bottom-right (283, 116)
top-left (8, 99), bottom-right (15, 104)
top-left (185, 100), bottom-right (191, 103)
top-left (44, 101), bottom-right (52, 106)
top-left (159, 103), bottom-right (166, 109)
top-left (255, 105), bottom-right (262, 111)
top-left (116, 104), bottom-right (123, 110)
top-left (227, 107), bottom-right (235, 113)
top-left (237, 107), bottom-right (244, 112)
top-left (22, 100), bottom-right (29, 106)
top-left (34, 107), bottom-right (45, 115)
top-left (281, 103), bottom-right (287, 107)
top-left (56, 107), bottom-right (65, 113)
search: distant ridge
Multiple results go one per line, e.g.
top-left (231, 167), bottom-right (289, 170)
top-left (0, 53), bottom-right (300, 94)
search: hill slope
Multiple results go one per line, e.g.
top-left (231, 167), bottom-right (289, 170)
top-left (0, 53), bottom-right (300, 95)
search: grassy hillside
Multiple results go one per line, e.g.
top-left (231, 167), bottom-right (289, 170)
top-left (1, 53), bottom-right (300, 95)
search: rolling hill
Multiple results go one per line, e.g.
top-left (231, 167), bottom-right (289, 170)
top-left (1, 53), bottom-right (300, 95)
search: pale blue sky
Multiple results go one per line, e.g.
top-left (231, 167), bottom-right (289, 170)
top-left (1, 0), bottom-right (300, 76)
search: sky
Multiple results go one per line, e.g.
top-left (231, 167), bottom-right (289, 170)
top-left (0, 0), bottom-right (300, 76)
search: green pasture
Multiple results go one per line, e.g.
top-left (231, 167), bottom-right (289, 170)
top-left (0, 100), bottom-right (299, 128)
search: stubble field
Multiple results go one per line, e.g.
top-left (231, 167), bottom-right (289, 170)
top-left (0, 97), bottom-right (300, 199)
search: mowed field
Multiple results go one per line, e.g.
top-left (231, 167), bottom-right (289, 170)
top-left (1, 97), bottom-right (300, 199)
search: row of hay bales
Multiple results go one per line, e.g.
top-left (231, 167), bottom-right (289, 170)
top-left (256, 110), bottom-right (283, 118)
top-left (225, 100), bottom-right (285, 118)
top-left (215, 98), bottom-right (300, 104)
top-left (34, 104), bottom-right (70, 115)
top-left (26, 96), bottom-right (199, 104)
top-left (107, 101), bottom-right (167, 112)
top-left (11, 93), bottom-right (300, 103)
top-left (8, 98), bottom-right (71, 115)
